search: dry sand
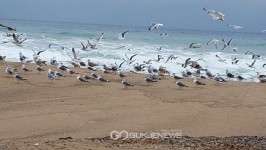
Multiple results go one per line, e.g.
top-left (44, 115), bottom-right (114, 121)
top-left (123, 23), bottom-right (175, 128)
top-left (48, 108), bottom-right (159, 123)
top-left (0, 62), bottom-right (266, 149)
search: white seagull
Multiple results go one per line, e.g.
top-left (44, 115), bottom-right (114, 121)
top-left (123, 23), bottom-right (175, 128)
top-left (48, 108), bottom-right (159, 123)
top-left (227, 25), bottom-right (243, 29)
top-left (203, 8), bottom-right (225, 21)
top-left (149, 22), bottom-right (163, 30)
top-left (207, 39), bottom-right (219, 49)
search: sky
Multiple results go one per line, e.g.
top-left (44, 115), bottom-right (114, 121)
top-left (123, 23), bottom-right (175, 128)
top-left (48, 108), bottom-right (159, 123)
top-left (0, 0), bottom-right (266, 32)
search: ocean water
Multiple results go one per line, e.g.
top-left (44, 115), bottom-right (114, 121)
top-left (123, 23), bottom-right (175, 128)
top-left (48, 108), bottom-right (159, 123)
top-left (0, 19), bottom-right (266, 82)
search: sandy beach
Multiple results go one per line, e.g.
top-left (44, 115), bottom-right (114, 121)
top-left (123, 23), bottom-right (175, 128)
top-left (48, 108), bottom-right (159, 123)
top-left (1, 62), bottom-right (266, 149)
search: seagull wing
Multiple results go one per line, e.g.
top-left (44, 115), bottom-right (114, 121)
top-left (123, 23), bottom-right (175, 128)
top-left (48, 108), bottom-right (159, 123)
top-left (72, 48), bottom-right (78, 60)
top-left (37, 51), bottom-right (45, 55)
top-left (20, 38), bottom-right (27, 44)
top-left (121, 31), bottom-right (129, 38)
top-left (251, 60), bottom-right (256, 67)
top-left (119, 61), bottom-right (125, 68)
top-left (130, 54), bottom-right (137, 60)
top-left (227, 38), bottom-right (233, 46)
top-left (12, 33), bottom-right (20, 44)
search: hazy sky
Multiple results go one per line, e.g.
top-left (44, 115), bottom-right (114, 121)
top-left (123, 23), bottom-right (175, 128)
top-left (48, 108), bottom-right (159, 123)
top-left (1, 0), bottom-right (266, 32)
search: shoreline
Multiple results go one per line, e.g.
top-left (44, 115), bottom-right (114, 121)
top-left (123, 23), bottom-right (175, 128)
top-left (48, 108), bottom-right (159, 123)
top-left (0, 61), bottom-right (266, 149)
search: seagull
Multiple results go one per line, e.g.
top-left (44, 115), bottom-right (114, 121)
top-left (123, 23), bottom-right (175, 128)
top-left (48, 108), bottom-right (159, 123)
top-left (189, 43), bottom-right (201, 49)
top-left (36, 65), bottom-right (45, 73)
top-left (145, 76), bottom-right (157, 83)
top-left (19, 52), bottom-right (28, 63)
top-left (207, 39), bottom-right (219, 49)
top-left (124, 54), bottom-right (137, 64)
top-left (14, 73), bottom-right (27, 83)
top-left (91, 72), bottom-right (99, 79)
top-left (81, 42), bottom-right (89, 51)
top-left (118, 31), bottom-right (129, 40)
top-left (193, 77), bottom-right (206, 86)
top-left (122, 79), bottom-right (134, 87)
top-left (67, 68), bottom-right (77, 75)
top-left (226, 70), bottom-right (235, 79)
top-left (0, 24), bottom-right (16, 31)
top-left (96, 32), bottom-right (105, 43)
top-left (176, 81), bottom-right (188, 89)
top-left (172, 73), bottom-right (183, 80)
top-left (215, 54), bottom-right (227, 63)
top-left (5, 65), bottom-right (15, 75)
top-left (221, 38), bottom-right (233, 50)
top-left (256, 72), bottom-right (266, 82)
top-left (227, 25), bottom-right (243, 29)
top-left (77, 75), bottom-right (88, 83)
top-left (12, 33), bottom-right (27, 46)
top-left (118, 71), bottom-right (127, 78)
top-left (21, 64), bottom-right (30, 72)
top-left (203, 8), bottom-right (225, 21)
top-left (47, 69), bottom-right (56, 82)
top-left (87, 40), bottom-right (97, 49)
top-left (165, 54), bottom-right (178, 63)
top-left (149, 22), bottom-right (163, 30)
top-left (50, 57), bottom-right (58, 65)
top-left (205, 69), bottom-right (214, 78)
top-left (0, 55), bottom-right (6, 62)
top-left (97, 76), bottom-right (109, 83)
top-left (237, 75), bottom-right (245, 81)
top-left (114, 61), bottom-right (126, 70)
top-left (58, 63), bottom-right (69, 71)
top-left (246, 60), bottom-right (256, 68)
top-left (83, 73), bottom-right (94, 80)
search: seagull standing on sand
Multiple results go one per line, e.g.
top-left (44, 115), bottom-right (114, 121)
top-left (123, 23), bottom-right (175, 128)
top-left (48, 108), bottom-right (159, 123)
top-left (21, 64), bottom-right (30, 72)
top-left (36, 65), bottom-right (45, 73)
top-left (5, 65), bottom-right (15, 75)
top-left (48, 69), bottom-right (56, 82)
top-left (176, 81), bottom-right (188, 90)
top-left (203, 8), bottom-right (225, 21)
top-left (193, 77), bottom-right (206, 86)
top-left (149, 22), bottom-right (163, 30)
top-left (226, 70), bottom-right (235, 79)
top-left (122, 79), bottom-right (134, 87)
top-left (97, 76), bottom-right (109, 83)
top-left (145, 76), bottom-right (157, 84)
top-left (77, 75), bottom-right (88, 83)
top-left (14, 73), bottom-right (27, 83)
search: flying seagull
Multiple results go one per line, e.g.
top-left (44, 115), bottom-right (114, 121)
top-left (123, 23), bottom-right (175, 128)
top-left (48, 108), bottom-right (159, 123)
top-left (12, 33), bottom-right (27, 46)
top-left (207, 39), bottom-right (219, 49)
top-left (215, 54), bottom-right (227, 63)
top-left (124, 54), bottom-right (137, 64)
top-left (221, 38), bottom-right (233, 50)
top-left (189, 43), bottom-right (201, 49)
top-left (246, 60), bottom-right (256, 68)
top-left (149, 22), bottom-right (163, 30)
top-left (227, 25), bottom-right (243, 29)
top-left (118, 31), bottom-right (129, 40)
top-left (203, 8), bottom-right (225, 21)
top-left (0, 24), bottom-right (16, 31)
